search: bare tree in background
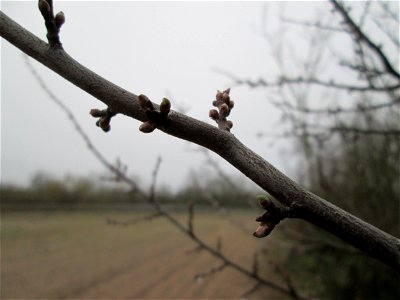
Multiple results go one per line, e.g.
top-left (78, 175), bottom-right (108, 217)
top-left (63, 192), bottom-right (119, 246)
top-left (219, 0), bottom-right (399, 298)
top-left (1, 1), bottom-right (399, 297)
top-left (222, 0), bottom-right (399, 140)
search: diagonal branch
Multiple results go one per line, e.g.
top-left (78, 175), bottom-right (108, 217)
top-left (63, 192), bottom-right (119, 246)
top-left (1, 11), bottom-right (399, 272)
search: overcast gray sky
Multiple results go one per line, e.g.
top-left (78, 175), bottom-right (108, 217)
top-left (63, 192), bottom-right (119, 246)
top-left (1, 1), bottom-right (373, 191)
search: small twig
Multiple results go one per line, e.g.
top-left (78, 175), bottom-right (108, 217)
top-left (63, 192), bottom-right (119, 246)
top-left (241, 281), bottom-right (262, 299)
top-left (194, 262), bottom-right (228, 281)
top-left (252, 252), bottom-right (259, 277)
top-left (38, 0), bottom-right (64, 49)
top-left (271, 98), bottom-right (400, 115)
top-left (216, 236), bottom-right (222, 253)
top-left (298, 123), bottom-right (400, 137)
top-left (233, 74), bottom-right (400, 92)
top-left (214, 68), bottom-right (400, 92)
top-left (187, 200), bottom-right (194, 236)
top-left (185, 245), bottom-right (203, 255)
top-left (280, 16), bottom-right (344, 33)
top-left (329, 126), bottom-right (400, 136)
top-left (270, 261), bottom-right (299, 299)
top-left (106, 212), bottom-right (162, 227)
top-left (149, 156), bottom-right (162, 203)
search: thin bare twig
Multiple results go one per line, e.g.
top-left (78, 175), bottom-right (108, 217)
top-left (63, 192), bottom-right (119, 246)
top-left (194, 262), bottom-right (227, 281)
top-left (271, 98), bottom-right (400, 115)
top-left (215, 69), bottom-right (400, 92)
top-left (270, 261), bottom-right (300, 299)
top-left (280, 17), bottom-right (344, 33)
top-left (106, 212), bottom-right (162, 226)
top-left (187, 200), bottom-right (194, 236)
top-left (241, 282), bottom-right (262, 299)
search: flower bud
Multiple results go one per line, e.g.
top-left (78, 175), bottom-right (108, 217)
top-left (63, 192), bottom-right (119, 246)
top-left (216, 91), bottom-right (223, 101)
top-left (219, 103), bottom-right (229, 116)
top-left (160, 98), bottom-right (171, 116)
top-left (38, 0), bottom-right (51, 20)
top-left (209, 109), bottom-right (219, 120)
top-left (55, 11), bottom-right (65, 29)
top-left (256, 195), bottom-right (273, 209)
top-left (139, 122), bottom-right (156, 133)
top-left (226, 120), bottom-right (233, 129)
top-left (138, 94), bottom-right (154, 111)
top-left (99, 117), bottom-right (110, 130)
top-left (222, 93), bottom-right (230, 103)
top-left (228, 100), bottom-right (234, 109)
top-left (253, 223), bottom-right (274, 238)
top-left (89, 108), bottom-right (104, 118)
top-left (101, 124), bottom-right (111, 132)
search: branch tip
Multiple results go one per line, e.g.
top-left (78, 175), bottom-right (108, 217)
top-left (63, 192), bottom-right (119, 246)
top-left (38, 0), bottom-right (51, 19)
top-left (54, 11), bottom-right (65, 29)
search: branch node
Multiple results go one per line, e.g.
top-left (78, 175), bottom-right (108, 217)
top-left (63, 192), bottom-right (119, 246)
top-left (38, 0), bottom-right (64, 49)
top-left (209, 89), bottom-right (234, 132)
top-left (90, 107), bottom-right (117, 132)
top-left (138, 94), bottom-right (171, 133)
top-left (253, 195), bottom-right (289, 238)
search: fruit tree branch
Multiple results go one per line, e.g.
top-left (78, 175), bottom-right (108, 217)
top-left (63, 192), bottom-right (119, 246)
top-left (1, 10), bottom-right (399, 271)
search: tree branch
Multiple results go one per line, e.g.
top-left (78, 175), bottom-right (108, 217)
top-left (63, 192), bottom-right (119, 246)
top-left (214, 69), bottom-right (400, 92)
top-left (271, 98), bottom-right (400, 115)
top-left (23, 54), bottom-right (305, 299)
top-left (1, 11), bottom-right (399, 271)
top-left (329, 0), bottom-right (400, 80)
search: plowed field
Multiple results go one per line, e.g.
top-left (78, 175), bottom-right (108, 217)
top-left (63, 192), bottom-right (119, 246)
top-left (1, 211), bottom-right (286, 299)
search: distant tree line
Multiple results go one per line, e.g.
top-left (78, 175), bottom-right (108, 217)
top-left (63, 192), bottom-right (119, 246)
top-left (1, 172), bottom-right (256, 211)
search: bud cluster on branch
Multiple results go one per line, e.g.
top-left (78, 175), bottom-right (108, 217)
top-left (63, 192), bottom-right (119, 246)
top-left (138, 94), bottom-right (171, 133)
top-left (209, 89), bottom-right (234, 132)
top-left (38, 0), bottom-right (64, 48)
top-left (89, 107), bottom-right (117, 132)
top-left (253, 195), bottom-right (290, 238)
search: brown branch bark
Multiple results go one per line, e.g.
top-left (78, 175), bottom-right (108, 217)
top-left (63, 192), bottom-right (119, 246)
top-left (1, 11), bottom-right (399, 271)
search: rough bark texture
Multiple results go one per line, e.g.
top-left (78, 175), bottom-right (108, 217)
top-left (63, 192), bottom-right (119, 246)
top-left (1, 11), bottom-right (399, 271)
